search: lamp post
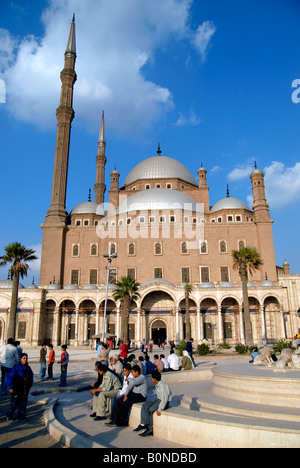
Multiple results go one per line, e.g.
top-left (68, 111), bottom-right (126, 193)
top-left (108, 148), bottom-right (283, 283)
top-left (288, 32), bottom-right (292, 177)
top-left (102, 251), bottom-right (117, 342)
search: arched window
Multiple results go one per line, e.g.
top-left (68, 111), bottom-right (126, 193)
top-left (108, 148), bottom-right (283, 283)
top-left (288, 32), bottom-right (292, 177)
top-left (200, 241), bottom-right (207, 254)
top-left (220, 241), bottom-right (227, 253)
top-left (155, 242), bottom-right (162, 255)
top-left (181, 241), bottom-right (188, 254)
top-left (72, 244), bottom-right (79, 257)
top-left (128, 243), bottom-right (135, 255)
top-left (90, 244), bottom-right (97, 256)
top-left (239, 240), bottom-right (245, 249)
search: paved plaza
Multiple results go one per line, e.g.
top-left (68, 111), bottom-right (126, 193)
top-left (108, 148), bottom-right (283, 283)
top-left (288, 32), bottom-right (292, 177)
top-left (1, 345), bottom-right (299, 449)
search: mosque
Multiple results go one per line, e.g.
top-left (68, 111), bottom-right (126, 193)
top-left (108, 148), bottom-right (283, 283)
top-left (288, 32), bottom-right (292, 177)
top-left (0, 18), bottom-right (299, 347)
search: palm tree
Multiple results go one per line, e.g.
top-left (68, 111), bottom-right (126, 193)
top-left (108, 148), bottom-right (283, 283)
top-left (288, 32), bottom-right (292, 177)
top-left (112, 276), bottom-right (140, 343)
top-left (184, 283), bottom-right (192, 341)
top-left (232, 246), bottom-right (263, 347)
top-left (0, 243), bottom-right (37, 340)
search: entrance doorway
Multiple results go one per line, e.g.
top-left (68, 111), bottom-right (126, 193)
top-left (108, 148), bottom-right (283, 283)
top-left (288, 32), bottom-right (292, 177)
top-left (151, 320), bottom-right (167, 345)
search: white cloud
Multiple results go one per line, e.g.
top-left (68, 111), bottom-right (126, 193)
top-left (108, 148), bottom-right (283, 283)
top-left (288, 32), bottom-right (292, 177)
top-left (191, 20), bottom-right (216, 62)
top-left (264, 161), bottom-right (300, 210)
top-left (176, 107), bottom-right (201, 127)
top-left (228, 164), bottom-right (253, 181)
top-left (1, 0), bottom-right (214, 136)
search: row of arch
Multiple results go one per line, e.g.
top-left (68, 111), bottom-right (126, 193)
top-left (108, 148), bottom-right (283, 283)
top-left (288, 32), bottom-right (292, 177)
top-left (44, 291), bottom-right (281, 314)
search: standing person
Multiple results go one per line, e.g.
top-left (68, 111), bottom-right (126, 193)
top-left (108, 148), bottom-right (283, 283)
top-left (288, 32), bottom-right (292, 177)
top-left (38, 343), bottom-right (47, 379)
top-left (47, 344), bottom-right (55, 380)
top-left (149, 339), bottom-right (153, 353)
top-left (134, 370), bottom-right (172, 437)
top-left (0, 338), bottom-right (20, 395)
top-left (58, 345), bottom-right (69, 387)
top-left (14, 341), bottom-right (23, 360)
top-left (186, 338), bottom-right (197, 368)
top-left (119, 341), bottom-right (128, 360)
top-left (6, 353), bottom-right (34, 421)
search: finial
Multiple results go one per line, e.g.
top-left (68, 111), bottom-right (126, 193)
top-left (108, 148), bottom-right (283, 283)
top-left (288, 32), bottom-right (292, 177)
top-left (226, 184), bottom-right (230, 198)
top-left (32, 277), bottom-right (35, 285)
top-left (88, 188), bottom-right (91, 202)
top-left (157, 142), bottom-right (162, 155)
top-left (254, 161), bottom-right (257, 169)
top-left (265, 272), bottom-right (268, 280)
top-left (72, 13), bottom-right (75, 23)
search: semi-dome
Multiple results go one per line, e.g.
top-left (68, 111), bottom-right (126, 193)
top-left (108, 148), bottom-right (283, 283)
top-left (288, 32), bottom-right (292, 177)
top-left (82, 284), bottom-right (99, 290)
top-left (64, 284), bottom-right (78, 290)
top-left (0, 279), bottom-right (24, 289)
top-left (71, 201), bottom-right (104, 215)
top-left (141, 278), bottom-right (176, 288)
top-left (123, 156), bottom-right (197, 186)
top-left (116, 188), bottom-right (201, 215)
top-left (260, 279), bottom-right (275, 287)
top-left (211, 197), bottom-right (251, 213)
top-left (47, 283), bottom-right (61, 290)
top-left (220, 281), bottom-right (235, 288)
top-left (198, 282), bottom-right (215, 288)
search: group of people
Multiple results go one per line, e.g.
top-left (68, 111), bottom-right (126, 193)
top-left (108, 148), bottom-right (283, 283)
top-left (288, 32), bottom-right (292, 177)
top-left (89, 357), bottom-right (172, 436)
top-left (37, 343), bottom-right (69, 386)
top-left (0, 338), bottom-right (70, 422)
top-left (89, 338), bottom-right (198, 436)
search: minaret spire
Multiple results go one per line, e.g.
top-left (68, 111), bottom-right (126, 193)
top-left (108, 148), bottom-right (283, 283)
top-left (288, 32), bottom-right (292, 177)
top-left (40, 17), bottom-right (77, 288)
top-left (44, 16), bottom-right (77, 224)
top-left (94, 111), bottom-right (107, 204)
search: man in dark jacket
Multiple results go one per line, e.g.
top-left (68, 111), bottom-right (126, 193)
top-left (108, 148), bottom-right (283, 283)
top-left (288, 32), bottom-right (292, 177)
top-left (6, 353), bottom-right (34, 421)
top-left (186, 338), bottom-right (197, 367)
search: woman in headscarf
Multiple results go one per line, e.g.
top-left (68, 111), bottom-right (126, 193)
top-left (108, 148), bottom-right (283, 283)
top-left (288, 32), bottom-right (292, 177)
top-left (181, 350), bottom-right (194, 370)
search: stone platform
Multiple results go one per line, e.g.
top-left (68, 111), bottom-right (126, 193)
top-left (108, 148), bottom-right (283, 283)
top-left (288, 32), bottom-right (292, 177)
top-left (40, 360), bottom-right (300, 448)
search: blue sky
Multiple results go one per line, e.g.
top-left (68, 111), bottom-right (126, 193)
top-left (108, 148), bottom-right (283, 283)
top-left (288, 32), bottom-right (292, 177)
top-left (0, 0), bottom-right (300, 286)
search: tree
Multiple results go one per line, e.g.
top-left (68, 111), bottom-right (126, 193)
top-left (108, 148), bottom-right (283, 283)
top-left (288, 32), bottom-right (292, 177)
top-left (232, 246), bottom-right (263, 347)
top-left (112, 276), bottom-right (140, 343)
top-left (0, 242), bottom-right (37, 340)
top-left (184, 283), bottom-right (192, 341)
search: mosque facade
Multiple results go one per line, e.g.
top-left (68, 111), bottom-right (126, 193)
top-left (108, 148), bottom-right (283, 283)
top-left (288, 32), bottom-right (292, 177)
top-left (0, 18), bottom-right (299, 347)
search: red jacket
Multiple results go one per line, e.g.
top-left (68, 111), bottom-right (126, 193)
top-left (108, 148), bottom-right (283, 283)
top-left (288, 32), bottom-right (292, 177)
top-left (119, 343), bottom-right (128, 358)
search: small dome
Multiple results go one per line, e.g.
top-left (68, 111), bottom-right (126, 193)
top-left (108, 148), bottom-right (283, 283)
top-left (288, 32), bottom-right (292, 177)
top-left (47, 283), bottom-right (61, 290)
top-left (141, 278), bottom-right (176, 288)
top-left (260, 279), bottom-right (275, 287)
top-left (0, 279), bottom-right (24, 289)
top-left (64, 284), bottom-right (78, 290)
top-left (123, 155), bottom-right (197, 186)
top-left (239, 281), bottom-right (256, 288)
top-left (251, 168), bottom-right (263, 176)
top-left (100, 284), bottom-right (118, 291)
top-left (211, 197), bottom-right (250, 213)
top-left (220, 281), bottom-right (235, 288)
top-left (27, 283), bottom-right (38, 289)
top-left (116, 188), bottom-right (201, 215)
top-left (71, 201), bottom-right (104, 215)
top-left (82, 284), bottom-right (99, 290)
top-left (198, 282), bottom-right (215, 288)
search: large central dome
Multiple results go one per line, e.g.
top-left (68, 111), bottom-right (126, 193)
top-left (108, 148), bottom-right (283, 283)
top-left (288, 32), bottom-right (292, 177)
top-left (123, 155), bottom-right (197, 186)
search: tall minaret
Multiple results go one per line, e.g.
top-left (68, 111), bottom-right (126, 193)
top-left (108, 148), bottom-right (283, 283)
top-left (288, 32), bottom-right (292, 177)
top-left (250, 163), bottom-right (271, 221)
top-left (39, 17), bottom-right (76, 288)
top-left (44, 14), bottom-right (77, 225)
top-left (94, 111), bottom-right (107, 204)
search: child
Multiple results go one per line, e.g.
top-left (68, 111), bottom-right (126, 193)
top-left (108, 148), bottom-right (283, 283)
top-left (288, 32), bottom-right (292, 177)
top-left (47, 344), bottom-right (55, 380)
top-left (6, 353), bottom-right (34, 421)
top-left (58, 345), bottom-right (69, 387)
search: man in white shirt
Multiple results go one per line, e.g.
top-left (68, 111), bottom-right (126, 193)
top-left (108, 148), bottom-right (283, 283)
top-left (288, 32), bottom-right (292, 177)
top-left (0, 338), bottom-right (20, 395)
top-left (167, 350), bottom-right (181, 371)
top-left (160, 354), bottom-right (170, 372)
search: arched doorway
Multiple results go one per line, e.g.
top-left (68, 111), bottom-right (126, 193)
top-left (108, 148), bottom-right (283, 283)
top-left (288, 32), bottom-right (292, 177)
top-left (151, 319), bottom-right (167, 345)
